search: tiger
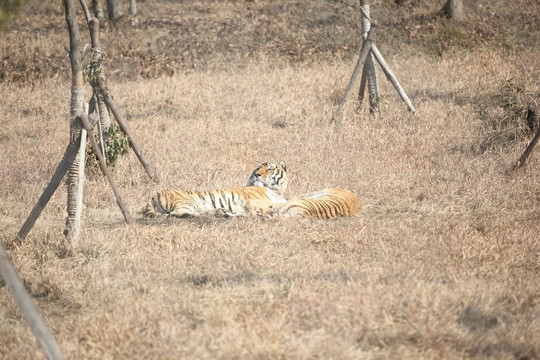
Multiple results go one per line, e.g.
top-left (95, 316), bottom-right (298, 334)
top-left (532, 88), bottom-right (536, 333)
top-left (265, 187), bottom-right (361, 219)
top-left (142, 161), bottom-right (288, 218)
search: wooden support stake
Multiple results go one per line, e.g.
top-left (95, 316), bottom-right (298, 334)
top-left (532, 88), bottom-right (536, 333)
top-left (371, 44), bottom-right (416, 113)
top-left (332, 23), bottom-right (377, 123)
top-left (358, 67), bottom-right (367, 104)
top-left (97, 82), bottom-right (157, 180)
top-left (15, 133), bottom-right (86, 243)
top-left (0, 246), bottom-right (65, 360)
top-left (79, 114), bottom-right (135, 225)
top-left (514, 120), bottom-right (540, 170)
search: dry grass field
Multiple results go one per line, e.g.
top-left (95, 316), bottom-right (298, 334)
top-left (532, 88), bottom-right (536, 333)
top-left (1, 0), bottom-right (539, 359)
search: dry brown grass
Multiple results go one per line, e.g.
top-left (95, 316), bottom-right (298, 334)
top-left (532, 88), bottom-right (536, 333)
top-left (1, 1), bottom-right (540, 359)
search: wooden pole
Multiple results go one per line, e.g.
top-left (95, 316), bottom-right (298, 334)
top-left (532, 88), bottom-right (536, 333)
top-left (0, 246), bottom-right (65, 360)
top-left (514, 118), bottom-right (540, 170)
top-left (15, 133), bottom-right (86, 243)
top-left (79, 114), bottom-right (135, 225)
top-left (97, 82), bottom-right (158, 180)
top-left (331, 23), bottom-right (377, 123)
top-left (358, 67), bottom-right (367, 105)
top-left (370, 44), bottom-right (416, 113)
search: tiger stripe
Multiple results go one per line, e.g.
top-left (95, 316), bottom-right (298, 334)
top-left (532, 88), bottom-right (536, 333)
top-left (268, 188), bottom-right (361, 219)
top-left (143, 162), bottom-right (288, 218)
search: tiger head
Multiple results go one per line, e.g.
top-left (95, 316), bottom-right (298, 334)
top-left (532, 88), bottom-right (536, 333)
top-left (248, 161), bottom-right (288, 195)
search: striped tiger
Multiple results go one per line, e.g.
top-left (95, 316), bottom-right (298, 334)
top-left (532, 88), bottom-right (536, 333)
top-left (142, 161), bottom-right (287, 218)
top-left (266, 187), bottom-right (361, 219)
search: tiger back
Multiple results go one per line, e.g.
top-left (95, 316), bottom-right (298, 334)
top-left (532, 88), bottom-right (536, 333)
top-left (268, 188), bottom-right (361, 219)
top-left (143, 161), bottom-right (287, 218)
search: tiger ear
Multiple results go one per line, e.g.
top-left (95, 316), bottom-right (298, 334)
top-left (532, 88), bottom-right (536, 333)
top-left (280, 161), bottom-right (286, 171)
top-left (257, 162), bottom-right (262, 167)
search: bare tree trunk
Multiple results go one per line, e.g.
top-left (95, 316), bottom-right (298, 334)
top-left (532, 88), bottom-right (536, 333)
top-left (92, 0), bottom-right (105, 24)
top-left (359, 1), bottom-right (380, 114)
top-left (106, 0), bottom-right (124, 20)
top-left (129, 0), bottom-right (136, 15)
top-left (86, 9), bottom-right (112, 146)
top-left (64, 0), bottom-right (86, 241)
top-left (442, 0), bottom-right (464, 21)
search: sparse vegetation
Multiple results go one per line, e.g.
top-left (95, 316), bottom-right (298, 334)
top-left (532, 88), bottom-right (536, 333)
top-left (86, 124), bottom-right (130, 172)
top-left (0, 0), bottom-right (539, 359)
top-left (477, 78), bottom-right (539, 153)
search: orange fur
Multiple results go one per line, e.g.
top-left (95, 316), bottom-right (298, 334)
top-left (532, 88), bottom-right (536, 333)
top-left (268, 188), bottom-right (361, 219)
top-left (143, 161), bottom-right (288, 218)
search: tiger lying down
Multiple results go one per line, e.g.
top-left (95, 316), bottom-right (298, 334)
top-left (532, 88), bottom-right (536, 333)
top-left (142, 161), bottom-right (361, 220)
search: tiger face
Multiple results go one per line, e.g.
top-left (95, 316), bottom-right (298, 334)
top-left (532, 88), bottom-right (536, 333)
top-left (248, 161), bottom-right (288, 195)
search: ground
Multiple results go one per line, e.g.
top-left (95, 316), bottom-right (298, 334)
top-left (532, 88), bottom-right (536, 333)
top-left (0, 0), bottom-right (539, 359)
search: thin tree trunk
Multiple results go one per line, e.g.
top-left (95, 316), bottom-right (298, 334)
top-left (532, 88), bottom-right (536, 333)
top-left (64, 0), bottom-right (86, 241)
top-left (106, 0), bottom-right (124, 20)
top-left (86, 9), bottom-right (112, 148)
top-left (81, 0), bottom-right (156, 180)
top-left (443, 0), bottom-right (464, 21)
top-left (80, 0), bottom-right (112, 151)
top-left (129, 0), bottom-right (136, 15)
top-left (359, 1), bottom-right (380, 114)
top-left (92, 0), bottom-right (105, 24)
